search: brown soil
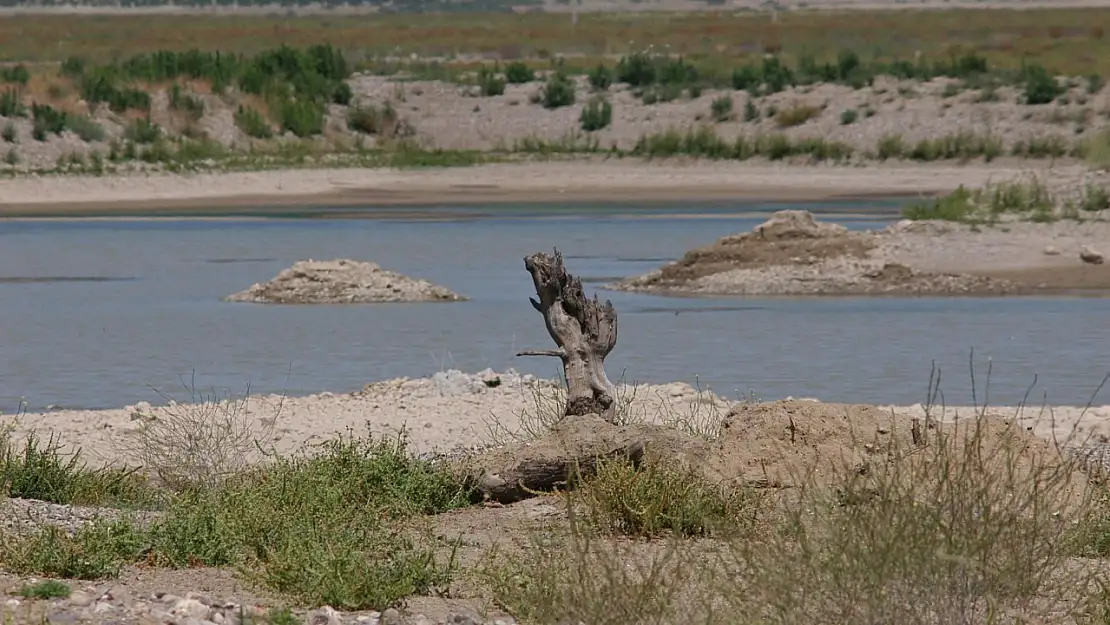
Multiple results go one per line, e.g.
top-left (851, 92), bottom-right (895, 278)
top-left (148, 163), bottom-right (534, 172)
top-left (654, 229), bottom-right (874, 284)
top-left (974, 263), bottom-right (1110, 294)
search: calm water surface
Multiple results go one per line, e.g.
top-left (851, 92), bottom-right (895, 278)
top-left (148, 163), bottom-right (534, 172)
top-left (3, 200), bottom-right (1110, 411)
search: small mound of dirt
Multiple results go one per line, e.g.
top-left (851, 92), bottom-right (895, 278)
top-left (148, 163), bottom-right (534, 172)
top-left (707, 400), bottom-right (1077, 491)
top-left (225, 259), bottom-right (467, 304)
top-left (621, 210), bottom-right (875, 287)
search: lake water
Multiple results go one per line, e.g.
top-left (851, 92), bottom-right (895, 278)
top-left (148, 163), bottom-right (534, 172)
top-left (3, 199), bottom-right (1110, 412)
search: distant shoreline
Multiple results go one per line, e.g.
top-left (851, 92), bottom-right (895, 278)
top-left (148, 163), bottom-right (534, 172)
top-left (0, 161), bottom-right (1061, 220)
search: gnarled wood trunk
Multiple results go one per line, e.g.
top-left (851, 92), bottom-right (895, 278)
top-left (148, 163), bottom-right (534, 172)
top-left (518, 249), bottom-right (619, 423)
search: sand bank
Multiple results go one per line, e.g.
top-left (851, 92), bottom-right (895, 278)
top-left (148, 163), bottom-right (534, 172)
top-left (0, 161), bottom-right (1085, 218)
top-left (4, 369), bottom-right (1109, 472)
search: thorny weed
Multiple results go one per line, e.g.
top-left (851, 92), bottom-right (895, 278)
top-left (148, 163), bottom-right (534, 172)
top-left (112, 371), bottom-right (285, 491)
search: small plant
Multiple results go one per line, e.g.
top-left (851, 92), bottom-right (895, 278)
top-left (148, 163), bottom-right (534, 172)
top-left (876, 133), bottom-right (905, 160)
top-left (743, 99), bottom-right (759, 122)
top-left (477, 66), bottom-right (506, 97)
top-left (234, 105), bottom-right (273, 139)
top-left (902, 185), bottom-right (977, 221)
top-left (1080, 183), bottom-right (1110, 212)
top-left (66, 115), bottom-right (105, 142)
top-left (1023, 62), bottom-right (1064, 105)
top-left (587, 64), bottom-right (612, 91)
top-left (19, 580), bottom-right (71, 600)
top-left (346, 102), bottom-right (399, 137)
top-left (504, 61), bottom-right (534, 84)
top-left (1, 122), bottom-right (14, 143)
top-left (0, 88), bottom-right (24, 117)
top-left (577, 455), bottom-right (763, 538)
top-left (332, 82), bottom-right (353, 106)
top-left (775, 104), bottom-right (821, 128)
top-left (840, 108), bottom-right (858, 125)
top-left (124, 117), bottom-right (160, 144)
top-left (579, 98), bottom-right (612, 132)
top-left (541, 71), bottom-right (576, 109)
top-left (710, 95), bottom-right (733, 122)
top-left (4, 147), bottom-right (17, 165)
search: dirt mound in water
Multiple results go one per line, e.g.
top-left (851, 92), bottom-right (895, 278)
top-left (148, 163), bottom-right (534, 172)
top-left (619, 209), bottom-right (874, 288)
top-left (225, 259), bottom-right (467, 304)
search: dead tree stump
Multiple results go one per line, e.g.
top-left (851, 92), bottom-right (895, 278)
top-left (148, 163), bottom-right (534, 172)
top-left (518, 249), bottom-right (619, 423)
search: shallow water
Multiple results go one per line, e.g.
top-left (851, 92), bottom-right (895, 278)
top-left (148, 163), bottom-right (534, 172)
top-left (3, 199), bottom-right (1110, 411)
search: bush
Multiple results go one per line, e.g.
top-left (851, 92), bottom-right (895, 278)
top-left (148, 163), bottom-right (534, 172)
top-left (276, 99), bottom-right (324, 137)
top-left (579, 98), bottom-right (612, 132)
top-left (332, 81), bottom-right (353, 106)
top-left (66, 115), bottom-right (105, 142)
top-left (587, 64), bottom-right (612, 91)
top-left (346, 102), bottom-right (399, 136)
top-left (124, 118), bottom-right (160, 144)
top-left (774, 104), bottom-right (821, 128)
top-left (0, 88), bottom-right (24, 118)
top-left (840, 108), bottom-right (858, 125)
top-left (504, 61), bottom-right (534, 84)
top-left (0, 64), bottom-right (30, 85)
top-left (1, 122), bottom-right (14, 143)
top-left (477, 66), bottom-right (506, 97)
top-left (1022, 62), bottom-right (1064, 105)
top-left (576, 456), bottom-right (763, 538)
top-left (541, 71), bottom-right (575, 109)
top-left (0, 429), bottom-right (155, 507)
top-left (31, 103), bottom-right (66, 141)
top-left (710, 96), bottom-right (733, 122)
top-left (234, 105), bottom-right (273, 139)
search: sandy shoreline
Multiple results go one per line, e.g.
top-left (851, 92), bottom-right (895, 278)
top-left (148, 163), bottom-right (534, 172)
top-left (4, 369), bottom-right (1109, 473)
top-left (0, 160), bottom-right (1077, 217)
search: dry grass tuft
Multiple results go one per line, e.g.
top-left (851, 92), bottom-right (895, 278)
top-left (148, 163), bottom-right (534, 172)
top-left (113, 377), bottom-right (283, 491)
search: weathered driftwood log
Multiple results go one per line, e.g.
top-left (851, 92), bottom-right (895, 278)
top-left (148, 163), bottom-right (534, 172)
top-left (463, 415), bottom-right (703, 504)
top-left (518, 249), bottom-right (620, 423)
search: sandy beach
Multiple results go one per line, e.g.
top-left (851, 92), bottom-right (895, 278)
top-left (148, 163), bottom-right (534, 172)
top-left (0, 160), bottom-right (1090, 216)
top-left (6, 368), bottom-right (1109, 472)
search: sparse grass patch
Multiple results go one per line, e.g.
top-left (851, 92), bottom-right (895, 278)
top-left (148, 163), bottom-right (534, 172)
top-left (774, 103), bottom-right (821, 128)
top-left (710, 95), bottom-right (733, 122)
top-left (65, 115), bottom-right (105, 143)
top-left (902, 176), bottom-right (1057, 222)
top-left (576, 456), bottom-right (763, 539)
top-left (235, 105), bottom-right (273, 139)
top-left (633, 126), bottom-right (852, 163)
top-left (18, 580), bottom-right (71, 600)
top-left (0, 428), bottom-right (157, 508)
top-left (123, 117), bottom-right (160, 144)
top-left (578, 97), bottom-right (612, 132)
top-left (476, 65), bottom-right (506, 97)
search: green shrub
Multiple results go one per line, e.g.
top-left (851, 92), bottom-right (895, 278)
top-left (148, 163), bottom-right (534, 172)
top-left (743, 99), bottom-right (759, 122)
top-left (710, 95), bottom-right (733, 122)
top-left (124, 118), bottom-right (160, 144)
top-left (579, 98), bottom-right (612, 132)
top-left (1, 122), bottom-right (14, 143)
top-left (332, 82), bottom-right (353, 105)
top-left (0, 64), bottom-right (30, 85)
top-left (541, 71), bottom-right (575, 109)
top-left (31, 104), bottom-right (66, 140)
top-left (66, 115), bottom-right (105, 142)
top-left (840, 108), bottom-right (858, 125)
top-left (234, 105), bottom-right (273, 139)
top-left (276, 99), bottom-right (323, 137)
top-left (1022, 62), bottom-right (1064, 105)
top-left (587, 64), bottom-right (612, 91)
top-left (0, 88), bottom-right (24, 118)
top-left (504, 61), bottom-right (534, 84)
top-left (477, 66), bottom-right (506, 97)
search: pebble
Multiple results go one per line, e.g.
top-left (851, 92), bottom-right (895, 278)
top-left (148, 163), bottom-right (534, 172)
top-left (5, 587), bottom-right (517, 625)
